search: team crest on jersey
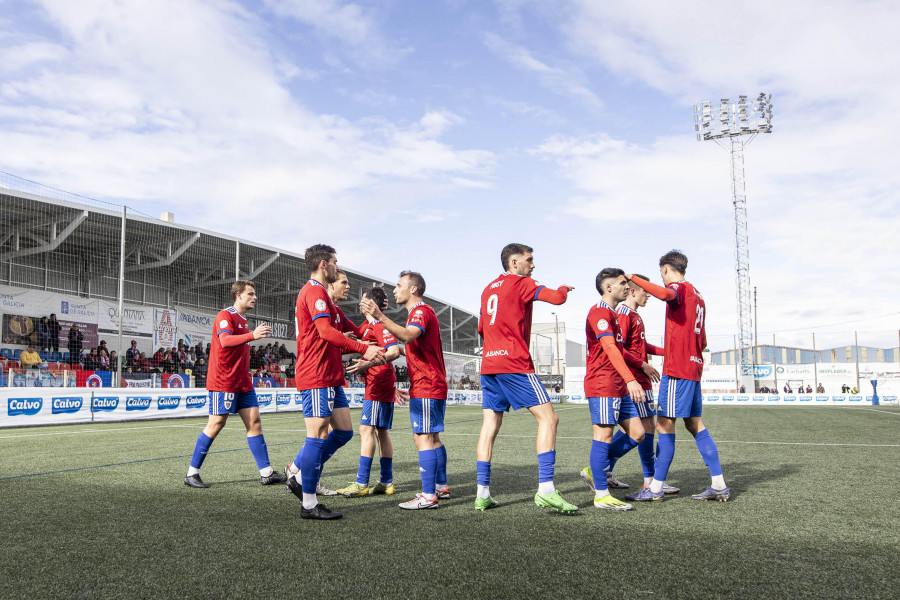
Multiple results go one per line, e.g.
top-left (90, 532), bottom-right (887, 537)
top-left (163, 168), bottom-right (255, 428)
top-left (315, 299), bottom-right (327, 311)
top-left (597, 319), bottom-right (609, 331)
top-left (219, 319), bottom-right (228, 328)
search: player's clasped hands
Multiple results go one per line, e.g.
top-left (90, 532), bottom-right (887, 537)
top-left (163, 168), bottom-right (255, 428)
top-left (361, 341), bottom-right (387, 364)
top-left (252, 324), bottom-right (272, 339)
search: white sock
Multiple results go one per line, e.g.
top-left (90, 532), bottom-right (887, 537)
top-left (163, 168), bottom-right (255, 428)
top-left (302, 492), bottom-right (317, 510)
top-left (293, 471), bottom-right (302, 484)
top-left (643, 477), bottom-right (653, 486)
top-left (187, 466), bottom-right (200, 477)
top-left (595, 489), bottom-right (610, 499)
top-left (538, 481), bottom-right (555, 495)
top-left (436, 484), bottom-right (449, 491)
top-left (477, 485), bottom-right (490, 499)
top-left (259, 466), bottom-right (274, 477)
top-left (649, 479), bottom-right (664, 494)
top-left (711, 475), bottom-right (726, 490)
top-left (287, 463), bottom-right (299, 475)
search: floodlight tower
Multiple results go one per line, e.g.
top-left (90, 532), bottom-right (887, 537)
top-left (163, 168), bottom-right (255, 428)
top-left (693, 93), bottom-right (773, 390)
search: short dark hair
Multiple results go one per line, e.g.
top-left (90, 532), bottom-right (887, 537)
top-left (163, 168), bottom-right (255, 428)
top-left (500, 243), bottom-right (533, 271)
top-left (659, 250), bottom-right (688, 274)
top-left (231, 280), bottom-right (256, 300)
top-left (305, 243), bottom-right (336, 273)
top-left (364, 286), bottom-right (388, 309)
top-left (595, 267), bottom-right (625, 293)
top-left (400, 270), bottom-right (426, 297)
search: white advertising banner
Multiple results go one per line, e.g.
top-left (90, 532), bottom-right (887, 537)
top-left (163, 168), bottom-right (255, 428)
top-left (153, 308), bottom-right (178, 348)
top-left (1, 390), bottom-right (94, 427)
top-left (97, 300), bottom-right (154, 336)
top-left (0, 285), bottom-right (99, 321)
top-left (174, 305), bottom-right (216, 348)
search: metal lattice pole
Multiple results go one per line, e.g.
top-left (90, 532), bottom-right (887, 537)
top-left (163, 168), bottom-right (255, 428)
top-left (694, 94), bottom-right (773, 388)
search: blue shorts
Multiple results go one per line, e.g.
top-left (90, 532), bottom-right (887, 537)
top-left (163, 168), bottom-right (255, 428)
top-left (658, 376), bottom-right (702, 418)
top-left (409, 398), bottom-right (445, 434)
top-left (300, 386), bottom-right (349, 418)
top-left (209, 389), bottom-right (258, 416)
top-left (589, 395), bottom-right (641, 425)
top-left (360, 400), bottom-right (394, 430)
top-left (635, 389), bottom-right (656, 419)
top-left (481, 373), bottom-right (550, 412)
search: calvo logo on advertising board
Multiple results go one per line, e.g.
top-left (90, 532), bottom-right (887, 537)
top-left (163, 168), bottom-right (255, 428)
top-left (158, 396), bottom-right (181, 410)
top-left (8, 397), bottom-right (42, 416)
top-left (257, 393), bottom-right (273, 406)
top-left (126, 396), bottom-right (152, 411)
top-left (276, 393), bottom-right (291, 406)
top-left (741, 365), bottom-right (774, 379)
top-left (52, 396), bottom-right (83, 414)
top-left (93, 396), bottom-right (119, 412)
top-left (186, 395), bottom-right (206, 409)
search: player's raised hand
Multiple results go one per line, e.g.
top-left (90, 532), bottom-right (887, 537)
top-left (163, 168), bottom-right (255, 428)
top-left (359, 297), bottom-right (383, 320)
top-left (252, 324), bottom-right (272, 339)
top-left (560, 285), bottom-right (575, 292)
top-left (627, 380), bottom-right (645, 402)
top-left (641, 362), bottom-right (661, 383)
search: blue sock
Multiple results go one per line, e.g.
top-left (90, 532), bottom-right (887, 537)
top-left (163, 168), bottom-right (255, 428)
top-left (608, 429), bottom-right (627, 471)
top-left (590, 440), bottom-right (610, 492)
top-left (246, 434), bottom-right (270, 470)
top-left (693, 429), bottom-right (723, 477)
top-left (299, 437), bottom-right (326, 492)
top-left (418, 449), bottom-right (437, 496)
top-left (638, 433), bottom-right (656, 478)
top-left (435, 445), bottom-right (448, 487)
top-left (320, 429), bottom-right (353, 468)
top-left (190, 432), bottom-right (214, 469)
top-left (356, 456), bottom-right (373, 485)
top-left (608, 433), bottom-right (640, 465)
top-left (476, 460), bottom-right (491, 486)
top-left (380, 457), bottom-right (393, 484)
top-left (537, 450), bottom-right (555, 483)
top-left (654, 433), bottom-right (677, 481)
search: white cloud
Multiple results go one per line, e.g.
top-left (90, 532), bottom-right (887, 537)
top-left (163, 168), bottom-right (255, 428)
top-left (263, 0), bottom-right (412, 67)
top-left (0, 0), bottom-right (493, 246)
top-left (482, 32), bottom-right (603, 109)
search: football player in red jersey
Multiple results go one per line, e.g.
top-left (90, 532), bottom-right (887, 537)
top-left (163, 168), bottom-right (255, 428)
top-left (184, 280), bottom-right (286, 489)
top-left (286, 244), bottom-right (385, 520)
top-left (579, 268), bottom-right (646, 511)
top-left (328, 268), bottom-right (365, 339)
top-left (474, 243), bottom-right (577, 513)
top-left (338, 287), bottom-right (403, 497)
top-left (628, 250), bottom-right (729, 502)
top-left (360, 271), bottom-right (449, 510)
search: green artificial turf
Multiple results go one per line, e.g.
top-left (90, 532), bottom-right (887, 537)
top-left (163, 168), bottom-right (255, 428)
top-left (2, 404), bottom-right (898, 599)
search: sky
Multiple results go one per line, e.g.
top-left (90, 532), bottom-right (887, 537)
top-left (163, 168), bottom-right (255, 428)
top-left (1, 0), bottom-right (898, 351)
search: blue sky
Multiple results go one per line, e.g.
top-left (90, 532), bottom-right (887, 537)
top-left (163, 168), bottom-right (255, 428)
top-left (1, 0), bottom-right (898, 351)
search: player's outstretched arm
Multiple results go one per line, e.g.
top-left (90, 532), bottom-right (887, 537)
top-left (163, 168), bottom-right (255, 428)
top-left (359, 298), bottom-right (422, 344)
top-left (219, 323), bottom-right (270, 348)
top-left (628, 275), bottom-right (677, 302)
top-left (347, 344), bottom-right (401, 374)
top-left (646, 343), bottom-right (665, 356)
top-left (536, 285), bottom-right (574, 305)
top-left (313, 317), bottom-right (385, 363)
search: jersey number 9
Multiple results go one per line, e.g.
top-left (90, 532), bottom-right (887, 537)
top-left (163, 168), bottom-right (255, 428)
top-left (486, 294), bottom-right (499, 326)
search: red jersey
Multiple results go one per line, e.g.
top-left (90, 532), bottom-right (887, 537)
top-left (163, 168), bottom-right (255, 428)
top-left (616, 304), bottom-right (651, 390)
top-left (207, 307), bottom-right (253, 393)
top-left (295, 280), bottom-right (345, 389)
top-left (405, 303), bottom-right (447, 400)
top-left (336, 305), bottom-right (362, 337)
top-left (584, 301), bottom-right (627, 397)
top-left (479, 274), bottom-right (545, 374)
top-left (359, 320), bottom-right (398, 402)
top-left (662, 280), bottom-right (706, 381)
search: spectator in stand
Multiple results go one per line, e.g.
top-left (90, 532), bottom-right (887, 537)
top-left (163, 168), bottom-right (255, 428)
top-left (194, 341), bottom-right (204, 359)
top-left (98, 348), bottom-right (110, 371)
top-left (739, 385), bottom-right (746, 393)
top-left (67, 323), bottom-right (84, 363)
top-left (185, 347), bottom-right (196, 370)
top-left (21, 345), bottom-right (43, 369)
top-left (109, 351), bottom-right (119, 372)
top-left (48, 314), bottom-right (61, 352)
top-left (137, 352), bottom-right (152, 373)
top-left (841, 383), bottom-right (850, 394)
top-left (193, 356), bottom-right (208, 387)
top-left (176, 342), bottom-right (190, 370)
top-left (805, 384), bottom-right (812, 394)
top-left (126, 340), bottom-right (140, 367)
top-left (38, 317), bottom-right (52, 353)
top-left (817, 383), bottom-right (825, 394)
top-left (249, 347), bottom-right (263, 370)
top-left (152, 348), bottom-right (165, 373)
top-left (205, 342), bottom-right (211, 358)
top-left (98, 340), bottom-right (108, 357)
top-left (83, 348), bottom-right (99, 371)
top-left (783, 384), bottom-right (792, 394)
